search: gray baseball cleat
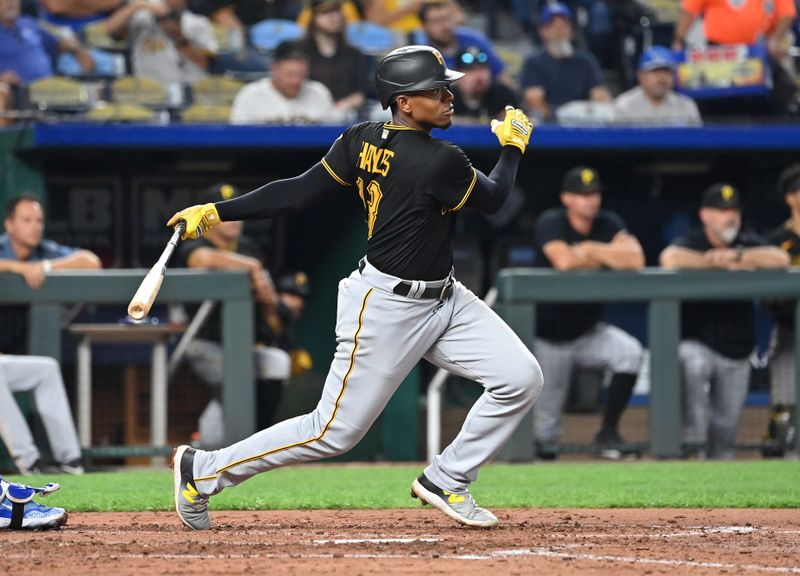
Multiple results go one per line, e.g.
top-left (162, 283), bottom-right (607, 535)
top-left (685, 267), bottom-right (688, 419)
top-left (411, 473), bottom-right (498, 528)
top-left (170, 445), bottom-right (210, 530)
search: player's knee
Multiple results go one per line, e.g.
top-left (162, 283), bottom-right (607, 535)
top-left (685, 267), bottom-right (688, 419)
top-left (611, 335), bottom-right (644, 374)
top-left (499, 354), bottom-right (543, 406)
top-left (314, 419), bottom-right (368, 456)
top-left (39, 357), bottom-right (61, 377)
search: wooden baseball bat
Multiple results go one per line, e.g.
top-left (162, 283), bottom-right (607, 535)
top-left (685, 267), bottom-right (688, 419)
top-left (127, 221), bottom-right (186, 320)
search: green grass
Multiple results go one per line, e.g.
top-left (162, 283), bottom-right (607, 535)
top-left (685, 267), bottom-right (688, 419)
top-left (7, 461), bottom-right (800, 512)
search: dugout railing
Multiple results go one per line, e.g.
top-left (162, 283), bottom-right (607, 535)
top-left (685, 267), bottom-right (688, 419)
top-left (0, 270), bottom-right (253, 457)
top-left (488, 268), bottom-right (800, 459)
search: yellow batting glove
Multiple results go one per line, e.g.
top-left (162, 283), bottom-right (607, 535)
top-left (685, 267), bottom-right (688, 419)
top-left (166, 203), bottom-right (221, 240)
top-left (490, 105), bottom-right (534, 154)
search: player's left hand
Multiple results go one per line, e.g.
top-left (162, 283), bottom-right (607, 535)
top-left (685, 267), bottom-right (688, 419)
top-left (490, 106), bottom-right (533, 154)
top-left (166, 203), bottom-right (220, 240)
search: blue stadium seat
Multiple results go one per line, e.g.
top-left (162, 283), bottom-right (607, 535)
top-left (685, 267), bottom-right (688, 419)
top-left (346, 22), bottom-right (399, 55)
top-left (57, 48), bottom-right (124, 78)
top-left (249, 19), bottom-right (303, 52)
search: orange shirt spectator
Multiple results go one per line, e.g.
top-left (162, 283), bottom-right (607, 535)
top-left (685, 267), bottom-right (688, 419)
top-left (675, 0), bottom-right (796, 49)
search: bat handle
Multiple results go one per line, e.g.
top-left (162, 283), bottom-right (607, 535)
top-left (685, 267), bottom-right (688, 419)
top-left (175, 220), bottom-right (187, 236)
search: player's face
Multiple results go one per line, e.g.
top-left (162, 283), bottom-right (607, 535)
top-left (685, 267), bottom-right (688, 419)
top-left (213, 219), bottom-right (243, 242)
top-left (4, 199), bottom-right (44, 250)
top-left (405, 86), bottom-right (455, 129)
top-left (562, 190), bottom-right (600, 220)
top-left (700, 207), bottom-right (741, 245)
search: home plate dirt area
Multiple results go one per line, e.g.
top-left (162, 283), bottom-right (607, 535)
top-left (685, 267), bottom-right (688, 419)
top-left (3, 509), bottom-right (799, 575)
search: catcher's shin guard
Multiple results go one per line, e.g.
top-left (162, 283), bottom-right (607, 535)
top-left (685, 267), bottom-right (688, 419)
top-left (0, 476), bottom-right (67, 530)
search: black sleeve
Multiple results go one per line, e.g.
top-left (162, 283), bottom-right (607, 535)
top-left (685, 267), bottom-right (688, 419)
top-left (738, 231), bottom-right (769, 248)
top-left (597, 211), bottom-right (627, 241)
top-left (216, 162), bottom-right (345, 221)
top-left (465, 147), bottom-right (523, 215)
top-left (417, 143), bottom-right (476, 212)
top-left (533, 209), bottom-right (566, 250)
top-left (670, 233), bottom-right (697, 250)
top-left (215, 134), bottom-right (355, 223)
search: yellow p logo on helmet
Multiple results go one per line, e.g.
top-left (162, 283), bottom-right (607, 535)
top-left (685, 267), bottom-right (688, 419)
top-left (580, 169), bottom-right (595, 185)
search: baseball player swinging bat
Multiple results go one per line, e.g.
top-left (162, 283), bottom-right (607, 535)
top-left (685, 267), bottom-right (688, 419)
top-left (127, 221), bottom-right (186, 320)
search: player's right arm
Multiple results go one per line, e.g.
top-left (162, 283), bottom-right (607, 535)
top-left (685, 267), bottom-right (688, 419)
top-left (167, 126), bottom-right (360, 238)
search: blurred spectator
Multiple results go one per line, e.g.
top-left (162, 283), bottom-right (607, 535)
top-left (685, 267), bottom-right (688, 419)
top-left (189, 0), bottom-right (301, 52)
top-left (177, 183), bottom-right (292, 447)
top-left (412, 0), bottom-right (505, 79)
top-left (359, 0), bottom-right (425, 33)
top-left (763, 164), bottom-right (800, 457)
top-left (532, 167), bottom-right (645, 460)
top-left (0, 193), bottom-right (101, 289)
top-left (660, 183), bottom-right (789, 460)
top-left (0, 0), bottom-right (94, 121)
top-left (105, 0), bottom-right (218, 85)
top-left (614, 46), bottom-right (702, 126)
top-left (38, 0), bottom-right (125, 33)
top-left (230, 40), bottom-right (338, 124)
top-left (521, 2), bottom-right (610, 122)
top-left (451, 46), bottom-right (519, 123)
top-left (672, 0), bottom-right (797, 113)
top-left (672, 0), bottom-right (795, 54)
top-left (0, 354), bottom-right (84, 475)
top-left (0, 193), bottom-right (101, 355)
top-left (268, 271), bottom-right (314, 377)
top-left (300, 0), bottom-right (369, 120)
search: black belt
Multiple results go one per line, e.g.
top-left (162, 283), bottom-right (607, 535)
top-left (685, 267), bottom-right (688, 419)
top-left (393, 279), bottom-right (453, 300)
top-left (358, 259), bottom-right (453, 300)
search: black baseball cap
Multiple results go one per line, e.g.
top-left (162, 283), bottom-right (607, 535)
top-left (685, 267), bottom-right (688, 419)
top-left (202, 182), bottom-right (240, 204)
top-left (277, 271), bottom-right (311, 298)
top-left (562, 166), bottom-right (601, 194)
top-left (701, 183), bottom-right (740, 209)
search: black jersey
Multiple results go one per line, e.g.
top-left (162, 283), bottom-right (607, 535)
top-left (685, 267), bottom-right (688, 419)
top-left (533, 207), bottom-right (626, 341)
top-left (672, 227), bottom-right (768, 359)
top-left (768, 220), bottom-right (800, 265)
top-left (766, 220), bottom-right (800, 328)
top-left (322, 121), bottom-right (477, 281)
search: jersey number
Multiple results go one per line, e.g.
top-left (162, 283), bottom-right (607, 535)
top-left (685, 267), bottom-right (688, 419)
top-left (356, 177), bottom-right (383, 240)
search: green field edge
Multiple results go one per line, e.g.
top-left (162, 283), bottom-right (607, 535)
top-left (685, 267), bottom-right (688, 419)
top-left (6, 461), bottom-right (799, 513)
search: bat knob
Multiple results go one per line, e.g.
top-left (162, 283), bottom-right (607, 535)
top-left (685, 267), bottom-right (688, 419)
top-left (128, 304), bottom-right (146, 320)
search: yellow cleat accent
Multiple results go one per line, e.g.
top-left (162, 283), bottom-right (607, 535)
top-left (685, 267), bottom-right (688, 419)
top-left (444, 490), bottom-right (465, 504)
top-left (182, 482), bottom-right (199, 504)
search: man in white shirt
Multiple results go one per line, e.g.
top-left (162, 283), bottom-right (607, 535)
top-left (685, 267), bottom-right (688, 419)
top-left (614, 46), bottom-right (702, 126)
top-left (230, 40), bottom-right (339, 125)
top-left (105, 0), bottom-right (218, 85)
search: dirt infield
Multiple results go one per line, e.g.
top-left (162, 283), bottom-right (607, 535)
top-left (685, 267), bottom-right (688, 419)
top-left (3, 509), bottom-right (799, 575)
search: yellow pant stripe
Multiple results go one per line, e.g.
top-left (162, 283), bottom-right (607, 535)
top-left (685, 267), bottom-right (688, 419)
top-left (195, 288), bottom-right (374, 482)
top-left (442, 168), bottom-right (477, 214)
top-left (321, 158), bottom-right (351, 186)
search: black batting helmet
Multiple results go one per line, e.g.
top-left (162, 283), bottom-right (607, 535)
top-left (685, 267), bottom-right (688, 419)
top-left (374, 45), bottom-right (464, 109)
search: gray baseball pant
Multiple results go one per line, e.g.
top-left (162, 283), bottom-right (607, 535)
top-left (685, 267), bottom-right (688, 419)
top-left (533, 324), bottom-right (643, 446)
top-left (0, 355), bottom-right (82, 470)
top-left (769, 324), bottom-right (797, 406)
top-left (680, 339), bottom-right (751, 459)
top-left (191, 258), bottom-right (543, 495)
top-left (187, 339), bottom-right (291, 447)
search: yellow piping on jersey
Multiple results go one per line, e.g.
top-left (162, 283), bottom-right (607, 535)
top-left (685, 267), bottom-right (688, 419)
top-left (442, 168), bottom-right (477, 214)
top-left (194, 288), bottom-right (374, 483)
top-left (383, 122), bottom-right (417, 131)
top-left (321, 158), bottom-right (351, 186)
